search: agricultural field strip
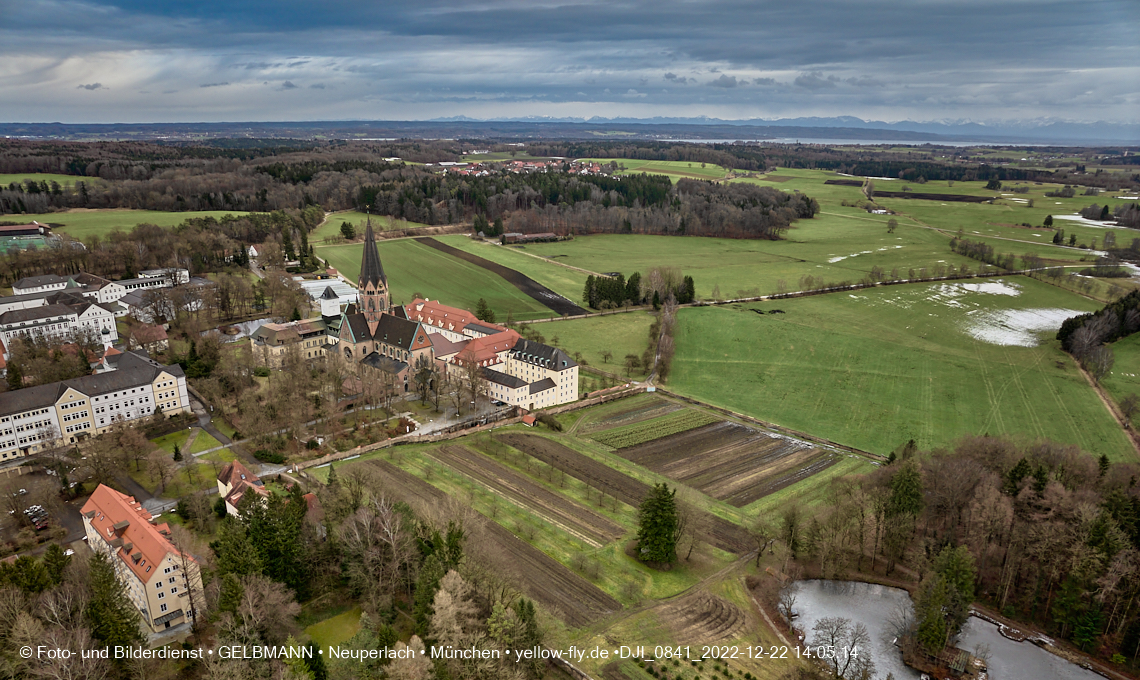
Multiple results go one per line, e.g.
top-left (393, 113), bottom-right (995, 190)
top-left (580, 397), bottom-right (684, 434)
top-left (359, 459), bottom-right (620, 627)
top-left (427, 445), bottom-right (625, 548)
top-left (589, 409), bottom-right (721, 448)
top-left (616, 422), bottom-right (840, 507)
top-left (495, 433), bottom-right (753, 555)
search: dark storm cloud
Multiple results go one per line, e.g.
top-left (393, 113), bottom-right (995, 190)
top-left (2, 0), bottom-right (1137, 122)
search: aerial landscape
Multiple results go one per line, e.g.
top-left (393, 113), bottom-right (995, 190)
top-left (0, 1), bottom-right (1139, 680)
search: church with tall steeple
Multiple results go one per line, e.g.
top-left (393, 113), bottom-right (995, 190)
top-left (356, 220), bottom-right (389, 333)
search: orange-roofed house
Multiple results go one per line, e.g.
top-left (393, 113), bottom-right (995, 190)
top-left (81, 484), bottom-right (203, 635)
top-left (216, 460), bottom-right (270, 516)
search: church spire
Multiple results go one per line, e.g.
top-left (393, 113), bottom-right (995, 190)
top-left (359, 218), bottom-right (387, 288)
top-left (357, 217), bottom-right (390, 334)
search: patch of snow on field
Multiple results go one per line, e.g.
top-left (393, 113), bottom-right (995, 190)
top-left (1053, 214), bottom-right (1119, 228)
top-left (966, 308), bottom-right (1084, 347)
top-left (958, 281), bottom-right (1021, 296)
top-left (828, 255), bottom-right (849, 263)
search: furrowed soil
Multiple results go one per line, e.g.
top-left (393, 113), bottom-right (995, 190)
top-left (657, 591), bottom-right (748, 644)
top-left (429, 444), bottom-right (625, 547)
top-left (357, 459), bottom-right (620, 627)
top-left (495, 433), bottom-right (752, 555)
top-left (415, 237), bottom-right (588, 316)
top-left (616, 422), bottom-right (839, 507)
top-left (580, 396), bottom-right (683, 433)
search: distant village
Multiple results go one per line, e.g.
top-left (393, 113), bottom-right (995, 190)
top-left (432, 158), bottom-right (609, 177)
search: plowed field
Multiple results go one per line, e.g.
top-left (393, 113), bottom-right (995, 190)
top-left (496, 433), bottom-right (752, 555)
top-left (357, 459), bottom-right (621, 627)
top-left (658, 591), bottom-right (748, 644)
top-left (580, 395), bottom-right (682, 433)
top-left (617, 422), bottom-right (839, 507)
top-left (429, 445), bottom-right (625, 547)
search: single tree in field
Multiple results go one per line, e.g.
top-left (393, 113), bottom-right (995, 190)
top-left (1044, 214), bottom-right (1054, 227)
top-left (340, 221), bottom-right (356, 240)
top-left (636, 483), bottom-right (678, 564)
top-left (601, 349), bottom-right (613, 364)
top-left (623, 354), bottom-right (640, 377)
top-left (887, 218), bottom-right (898, 233)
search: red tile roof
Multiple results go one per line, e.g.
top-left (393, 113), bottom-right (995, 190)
top-left (81, 485), bottom-right (191, 583)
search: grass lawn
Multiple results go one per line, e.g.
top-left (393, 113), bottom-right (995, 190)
top-left (305, 606), bottom-right (362, 653)
top-left (211, 418), bottom-right (238, 439)
top-left (433, 235), bottom-right (590, 303)
top-left (201, 448), bottom-right (238, 464)
top-left (527, 311), bottom-right (655, 378)
top-left (6, 209), bottom-right (249, 242)
top-left (190, 431), bottom-right (222, 454)
top-left (151, 430), bottom-right (192, 455)
top-left (311, 211), bottom-right (431, 242)
top-left (128, 462), bottom-right (216, 498)
top-left (319, 239), bottom-right (555, 320)
top-left (667, 276), bottom-right (1134, 461)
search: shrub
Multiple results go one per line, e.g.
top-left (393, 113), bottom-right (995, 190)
top-left (213, 497), bottom-right (227, 517)
top-left (536, 413), bottom-right (563, 431)
top-left (253, 449), bottom-right (285, 464)
top-left (253, 366), bottom-right (271, 377)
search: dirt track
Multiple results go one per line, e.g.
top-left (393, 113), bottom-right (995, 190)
top-left (429, 445), bottom-right (625, 547)
top-left (496, 433), bottom-right (753, 555)
top-left (415, 237), bottom-right (588, 316)
top-left (617, 422), bottom-right (839, 507)
top-left (356, 458), bottom-right (621, 627)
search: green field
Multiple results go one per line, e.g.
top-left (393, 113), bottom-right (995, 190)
top-left (319, 239), bottom-right (555, 320)
top-left (434, 235), bottom-right (590, 301)
top-left (575, 158), bottom-right (731, 182)
top-left (311, 211), bottom-right (431, 242)
top-left (4, 209), bottom-right (249, 241)
top-left (530, 312), bottom-right (657, 378)
top-left (668, 276), bottom-right (1134, 461)
top-left (1100, 334), bottom-right (1140, 429)
top-left (0, 173), bottom-right (93, 188)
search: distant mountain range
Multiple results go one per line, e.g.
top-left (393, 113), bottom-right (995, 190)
top-left (2, 117), bottom-right (1137, 145)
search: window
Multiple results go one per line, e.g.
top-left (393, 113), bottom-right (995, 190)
top-left (157, 592), bottom-right (165, 599)
top-left (170, 586), bottom-right (178, 594)
top-left (168, 577), bottom-right (175, 584)
top-left (159, 603), bottom-right (167, 613)
top-left (155, 582), bottom-right (162, 589)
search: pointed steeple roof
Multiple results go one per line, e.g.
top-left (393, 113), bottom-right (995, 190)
top-left (320, 286), bottom-right (339, 300)
top-left (359, 219), bottom-right (387, 288)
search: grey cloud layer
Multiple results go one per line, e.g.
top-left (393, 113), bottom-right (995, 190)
top-left (1, 0), bottom-right (1137, 122)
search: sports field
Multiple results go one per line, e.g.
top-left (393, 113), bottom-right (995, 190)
top-left (3, 208), bottom-right (249, 241)
top-left (669, 276), bottom-right (1133, 461)
top-left (319, 239), bottom-right (555, 320)
top-left (310, 210), bottom-right (430, 242)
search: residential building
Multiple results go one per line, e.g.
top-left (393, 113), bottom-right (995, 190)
top-left (0, 298), bottom-right (117, 360)
top-left (81, 484), bottom-right (203, 635)
top-left (216, 460), bottom-right (269, 516)
top-left (0, 351), bottom-right (189, 460)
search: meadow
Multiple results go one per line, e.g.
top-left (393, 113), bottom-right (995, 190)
top-left (0, 173), bottom-right (93, 188)
top-left (529, 312), bottom-right (656, 378)
top-left (2, 208), bottom-right (249, 241)
top-left (319, 239), bottom-right (555, 320)
top-left (668, 276), bottom-right (1134, 461)
top-left (433, 235), bottom-right (590, 302)
top-left (1098, 333), bottom-right (1140, 429)
top-left (575, 158), bottom-right (731, 182)
top-left (310, 210), bottom-right (430, 242)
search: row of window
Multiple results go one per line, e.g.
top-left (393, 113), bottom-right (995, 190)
top-left (60, 399), bottom-right (87, 411)
top-left (65, 422), bottom-right (90, 434)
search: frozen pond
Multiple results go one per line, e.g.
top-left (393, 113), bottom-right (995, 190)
top-left (792, 580), bottom-right (1105, 680)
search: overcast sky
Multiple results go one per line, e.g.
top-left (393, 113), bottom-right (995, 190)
top-left (1, 0), bottom-right (1138, 124)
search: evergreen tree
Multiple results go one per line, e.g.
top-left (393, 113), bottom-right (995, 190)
top-left (86, 552), bottom-right (143, 648)
top-left (492, 217), bottom-right (504, 236)
top-left (625, 272), bottom-right (642, 304)
top-left (887, 462), bottom-right (924, 519)
top-left (305, 641), bottom-right (328, 680)
top-left (218, 573), bottom-right (244, 614)
top-left (636, 483), bottom-right (678, 564)
top-left (173, 444), bottom-right (183, 462)
top-left (5, 362), bottom-right (20, 391)
top-left (340, 221), bottom-right (356, 240)
top-left (242, 485), bottom-right (310, 598)
top-left (9, 556), bottom-right (51, 593)
top-left (291, 307), bottom-right (302, 321)
top-left (1004, 458), bottom-right (1032, 495)
top-left (583, 275), bottom-right (597, 308)
top-left (283, 229), bottom-right (296, 260)
top-left (211, 517), bottom-right (263, 576)
top-left (475, 298), bottom-right (495, 323)
top-left (326, 464), bottom-right (339, 487)
top-left (1045, 214), bottom-right (1054, 227)
top-left (1100, 454), bottom-right (1111, 478)
top-left (915, 576), bottom-right (950, 653)
top-left (283, 636), bottom-right (314, 679)
top-left (42, 543), bottom-right (70, 585)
